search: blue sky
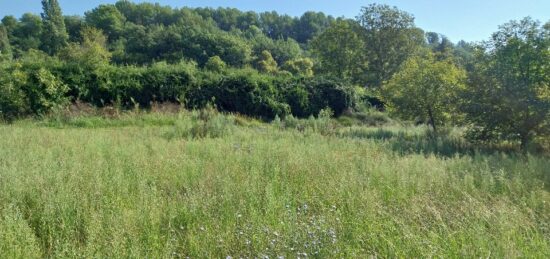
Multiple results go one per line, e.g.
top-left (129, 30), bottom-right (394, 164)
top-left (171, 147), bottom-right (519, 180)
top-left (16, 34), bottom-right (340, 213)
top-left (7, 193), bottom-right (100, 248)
top-left (1, 0), bottom-right (549, 42)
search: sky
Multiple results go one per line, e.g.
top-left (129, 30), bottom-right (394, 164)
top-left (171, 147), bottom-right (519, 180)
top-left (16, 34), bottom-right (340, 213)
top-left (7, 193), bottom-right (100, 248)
top-left (1, 0), bottom-right (549, 42)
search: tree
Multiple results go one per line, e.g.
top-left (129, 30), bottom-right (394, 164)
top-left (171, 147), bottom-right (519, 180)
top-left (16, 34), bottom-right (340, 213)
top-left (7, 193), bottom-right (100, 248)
top-left (64, 15), bottom-right (84, 42)
top-left (249, 32), bottom-right (302, 65)
top-left (356, 4), bottom-right (425, 88)
top-left (255, 50), bottom-right (278, 74)
top-left (13, 13), bottom-right (43, 52)
top-left (462, 17), bottom-right (549, 148)
top-left (453, 40), bottom-right (476, 70)
top-left (41, 0), bottom-right (69, 55)
top-left (282, 58), bottom-right (314, 77)
top-left (310, 19), bottom-right (367, 83)
top-left (382, 54), bottom-right (466, 133)
top-left (293, 11), bottom-right (333, 43)
top-left (426, 32), bottom-right (454, 60)
top-left (1, 16), bottom-right (17, 34)
top-left (0, 25), bottom-right (11, 58)
top-left (85, 4), bottom-right (126, 41)
top-left (205, 56), bottom-right (226, 72)
top-left (259, 11), bottom-right (295, 40)
top-left (59, 27), bottom-right (111, 99)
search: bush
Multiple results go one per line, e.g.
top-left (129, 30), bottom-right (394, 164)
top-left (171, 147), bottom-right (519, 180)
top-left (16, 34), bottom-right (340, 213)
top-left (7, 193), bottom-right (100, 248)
top-left (188, 69), bottom-right (290, 119)
top-left (0, 63), bottom-right (28, 120)
top-left (167, 105), bottom-right (235, 139)
top-left (71, 61), bottom-right (197, 108)
top-left (1, 52), bottom-right (356, 121)
top-left (280, 77), bottom-right (356, 117)
top-left (204, 56), bottom-right (226, 72)
top-left (278, 108), bottom-right (337, 135)
top-left (0, 51), bottom-right (68, 119)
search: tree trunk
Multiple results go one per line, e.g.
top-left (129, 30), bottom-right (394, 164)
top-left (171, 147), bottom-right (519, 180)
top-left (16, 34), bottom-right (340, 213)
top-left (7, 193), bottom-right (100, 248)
top-left (427, 107), bottom-right (437, 134)
top-left (520, 133), bottom-right (531, 150)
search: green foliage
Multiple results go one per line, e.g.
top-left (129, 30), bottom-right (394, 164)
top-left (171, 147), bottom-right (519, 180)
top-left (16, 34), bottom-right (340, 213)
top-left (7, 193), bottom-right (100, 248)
top-left (0, 25), bottom-right (12, 59)
top-left (40, 0), bottom-right (69, 55)
top-left (85, 4), bottom-right (126, 41)
top-left (1, 16), bottom-right (17, 33)
top-left (425, 32), bottom-right (454, 61)
top-left (294, 11), bottom-right (334, 43)
top-left (356, 4), bottom-right (425, 88)
top-left (462, 18), bottom-right (550, 148)
top-left (281, 57), bottom-right (314, 77)
top-left (95, 61), bottom-right (197, 107)
top-left (248, 32), bottom-right (302, 65)
top-left (0, 62), bottom-right (27, 120)
top-left (168, 105), bottom-right (235, 139)
top-left (59, 27), bottom-right (111, 67)
top-left (64, 15), bottom-right (84, 42)
top-left (311, 19), bottom-right (366, 83)
top-left (382, 54), bottom-right (467, 132)
top-left (277, 77), bottom-right (357, 118)
top-left (339, 106), bottom-right (394, 127)
top-left (188, 69), bottom-right (290, 119)
top-left (13, 13), bottom-right (43, 54)
top-left (278, 108), bottom-right (337, 135)
top-left (255, 50), bottom-right (278, 74)
top-left (0, 50), bottom-right (68, 119)
top-left (58, 27), bottom-right (111, 100)
top-left (1, 1), bottom-right (546, 153)
top-left (204, 55), bottom-right (227, 72)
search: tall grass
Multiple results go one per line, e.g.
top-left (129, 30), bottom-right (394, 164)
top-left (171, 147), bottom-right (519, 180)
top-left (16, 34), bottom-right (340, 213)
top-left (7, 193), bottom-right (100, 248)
top-left (0, 111), bottom-right (548, 258)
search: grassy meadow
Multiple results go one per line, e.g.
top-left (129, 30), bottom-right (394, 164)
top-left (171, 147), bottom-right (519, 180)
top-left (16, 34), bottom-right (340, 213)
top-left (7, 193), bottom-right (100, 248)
top-left (0, 110), bottom-right (548, 258)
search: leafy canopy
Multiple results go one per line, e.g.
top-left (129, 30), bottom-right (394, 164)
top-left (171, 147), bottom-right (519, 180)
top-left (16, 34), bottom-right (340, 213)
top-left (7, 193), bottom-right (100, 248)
top-left (382, 53), bottom-right (467, 132)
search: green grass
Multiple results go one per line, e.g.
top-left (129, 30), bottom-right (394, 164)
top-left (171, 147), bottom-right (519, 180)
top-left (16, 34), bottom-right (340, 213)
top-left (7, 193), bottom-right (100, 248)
top-left (0, 112), bottom-right (548, 258)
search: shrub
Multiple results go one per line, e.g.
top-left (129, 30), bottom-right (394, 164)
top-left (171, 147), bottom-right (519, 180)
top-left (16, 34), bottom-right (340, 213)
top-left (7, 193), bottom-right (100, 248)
top-left (140, 61), bottom-right (196, 104)
top-left (0, 51), bottom-right (68, 118)
top-left (278, 108), bottom-right (337, 135)
top-left (74, 61), bottom-right (197, 108)
top-left (0, 63), bottom-right (28, 120)
top-left (281, 77), bottom-right (356, 117)
top-left (282, 57), bottom-right (314, 77)
top-left (188, 69), bottom-right (290, 119)
top-left (167, 105), bottom-right (235, 139)
top-left (204, 56), bottom-right (226, 72)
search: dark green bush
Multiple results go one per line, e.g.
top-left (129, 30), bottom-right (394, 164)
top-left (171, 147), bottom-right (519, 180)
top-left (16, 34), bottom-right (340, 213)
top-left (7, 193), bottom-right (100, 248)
top-left (188, 69), bottom-right (290, 119)
top-left (66, 61), bottom-right (197, 108)
top-left (1, 52), bottom-right (356, 121)
top-left (280, 77), bottom-right (357, 117)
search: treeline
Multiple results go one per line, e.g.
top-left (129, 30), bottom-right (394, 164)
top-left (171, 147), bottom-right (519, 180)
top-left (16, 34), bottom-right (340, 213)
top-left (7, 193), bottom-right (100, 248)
top-left (0, 0), bottom-right (548, 147)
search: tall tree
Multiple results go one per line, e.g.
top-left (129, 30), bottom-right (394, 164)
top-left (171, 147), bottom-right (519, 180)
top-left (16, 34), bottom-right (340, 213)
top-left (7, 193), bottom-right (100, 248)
top-left (382, 53), bottom-right (466, 133)
top-left (426, 32), bottom-right (454, 60)
top-left (85, 4), bottom-right (126, 41)
top-left (40, 0), bottom-right (69, 55)
top-left (294, 11), bottom-right (333, 43)
top-left (356, 4), bottom-right (425, 88)
top-left (310, 19), bottom-right (367, 83)
top-left (1, 16), bottom-right (17, 34)
top-left (13, 13), bottom-right (43, 52)
top-left (0, 25), bottom-right (11, 58)
top-left (462, 17), bottom-right (550, 148)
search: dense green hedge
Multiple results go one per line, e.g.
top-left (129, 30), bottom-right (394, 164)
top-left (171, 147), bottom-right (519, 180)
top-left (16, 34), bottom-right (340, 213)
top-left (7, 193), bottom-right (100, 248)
top-left (0, 53), bottom-right (357, 120)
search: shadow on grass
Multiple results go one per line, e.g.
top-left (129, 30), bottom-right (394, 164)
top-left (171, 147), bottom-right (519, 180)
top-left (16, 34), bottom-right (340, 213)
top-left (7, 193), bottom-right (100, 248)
top-left (38, 114), bottom-right (178, 129)
top-left (338, 128), bottom-right (519, 158)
